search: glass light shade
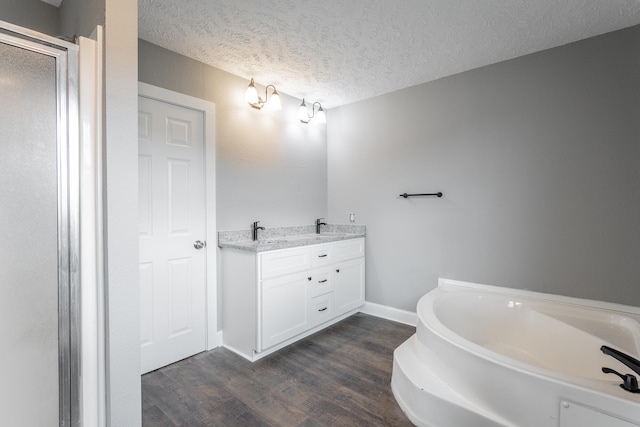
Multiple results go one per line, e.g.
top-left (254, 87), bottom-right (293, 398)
top-left (267, 90), bottom-right (281, 111)
top-left (298, 100), bottom-right (309, 122)
top-left (245, 80), bottom-right (259, 105)
top-left (315, 106), bottom-right (327, 124)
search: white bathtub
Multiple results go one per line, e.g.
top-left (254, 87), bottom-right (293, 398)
top-left (392, 278), bottom-right (640, 427)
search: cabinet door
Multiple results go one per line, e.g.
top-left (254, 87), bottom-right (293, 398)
top-left (333, 258), bottom-right (365, 315)
top-left (260, 272), bottom-right (309, 350)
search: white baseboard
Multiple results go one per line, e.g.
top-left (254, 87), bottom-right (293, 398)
top-left (207, 330), bottom-right (224, 351)
top-left (360, 301), bottom-right (418, 326)
top-left (221, 309), bottom-right (359, 362)
top-left (218, 304), bottom-right (417, 363)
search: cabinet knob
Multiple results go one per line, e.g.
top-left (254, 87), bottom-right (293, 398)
top-left (308, 277), bottom-right (312, 281)
top-left (336, 269), bottom-right (340, 273)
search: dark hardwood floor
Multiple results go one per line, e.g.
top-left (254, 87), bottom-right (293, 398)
top-left (142, 313), bottom-right (415, 426)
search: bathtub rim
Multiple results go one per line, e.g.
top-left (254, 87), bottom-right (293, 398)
top-left (436, 278), bottom-right (640, 316)
top-left (418, 278), bottom-right (640, 403)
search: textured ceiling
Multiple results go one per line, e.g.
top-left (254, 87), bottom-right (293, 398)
top-left (139, 0), bottom-right (640, 108)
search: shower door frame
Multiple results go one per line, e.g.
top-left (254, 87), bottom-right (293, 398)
top-left (0, 20), bottom-right (81, 427)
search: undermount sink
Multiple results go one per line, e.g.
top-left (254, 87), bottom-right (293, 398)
top-left (283, 234), bottom-right (327, 240)
top-left (258, 234), bottom-right (341, 245)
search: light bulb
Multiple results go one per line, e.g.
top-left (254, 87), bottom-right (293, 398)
top-left (245, 79), bottom-right (259, 105)
top-left (267, 90), bottom-right (281, 111)
top-left (315, 106), bottom-right (326, 124)
top-left (298, 99), bottom-right (310, 123)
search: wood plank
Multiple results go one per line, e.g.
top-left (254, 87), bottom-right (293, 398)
top-left (142, 313), bottom-right (415, 426)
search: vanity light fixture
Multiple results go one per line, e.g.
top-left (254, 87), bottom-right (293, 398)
top-left (245, 78), bottom-right (281, 111)
top-left (297, 98), bottom-right (326, 124)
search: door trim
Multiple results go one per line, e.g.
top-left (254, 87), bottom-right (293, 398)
top-left (138, 82), bottom-right (219, 350)
top-left (79, 27), bottom-right (106, 427)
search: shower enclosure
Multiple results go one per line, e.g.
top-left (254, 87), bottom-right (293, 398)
top-left (0, 21), bottom-right (81, 426)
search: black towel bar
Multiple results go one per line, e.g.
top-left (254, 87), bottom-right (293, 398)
top-left (400, 192), bottom-right (443, 198)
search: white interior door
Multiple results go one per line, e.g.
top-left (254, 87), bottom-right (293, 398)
top-left (138, 95), bottom-right (207, 374)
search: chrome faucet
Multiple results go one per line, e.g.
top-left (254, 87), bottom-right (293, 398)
top-left (315, 218), bottom-right (327, 234)
top-left (601, 345), bottom-right (640, 393)
top-left (252, 221), bottom-right (265, 241)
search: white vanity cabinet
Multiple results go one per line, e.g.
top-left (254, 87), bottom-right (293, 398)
top-left (333, 257), bottom-right (365, 313)
top-left (260, 270), bottom-right (311, 350)
top-left (221, 237), bottom-right (365, 361)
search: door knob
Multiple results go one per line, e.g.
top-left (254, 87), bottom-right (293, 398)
top-left (193, 240), bottom-right (206, 250)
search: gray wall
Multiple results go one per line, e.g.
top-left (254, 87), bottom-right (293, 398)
top-left (0, 0), bottom-right (59, 36)
top-left (328, 25), bottom-right (640, 310)
top-left (138, 40), bottom-right (328, 232)
top-left (0, 0), bottom-right (104, 39)
top-left (59, 0), bottom-right (104, 38)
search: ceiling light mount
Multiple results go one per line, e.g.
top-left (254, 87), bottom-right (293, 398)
top-left (245, 78), bottom-right (281, 111)
top-left (298, 98), bottom-right (326, 124)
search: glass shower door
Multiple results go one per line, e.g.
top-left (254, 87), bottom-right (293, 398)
top-left (0, 27), bottom-right (79, 427)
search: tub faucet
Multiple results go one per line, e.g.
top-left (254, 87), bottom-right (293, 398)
top-left (252, 221), bottom-right (265, 241)
top-left (601, 345), bottom-right (640, 393)
top-left (315, 218), bottom-right (327, 234)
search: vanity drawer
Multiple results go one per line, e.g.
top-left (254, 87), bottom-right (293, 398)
top-left (310, 245), bottom-right (332, 268)
top-left (331, 238), bottom-right (364, 263)
top-left (307, 268), bottom-right (333, 298)
top-left (260, 247), bottom-right (311, 279)
top-left (308, 292), bottom-right (334, 327)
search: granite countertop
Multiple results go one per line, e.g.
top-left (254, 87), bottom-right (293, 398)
top-left (218, 224), bottom-right (365, 252)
